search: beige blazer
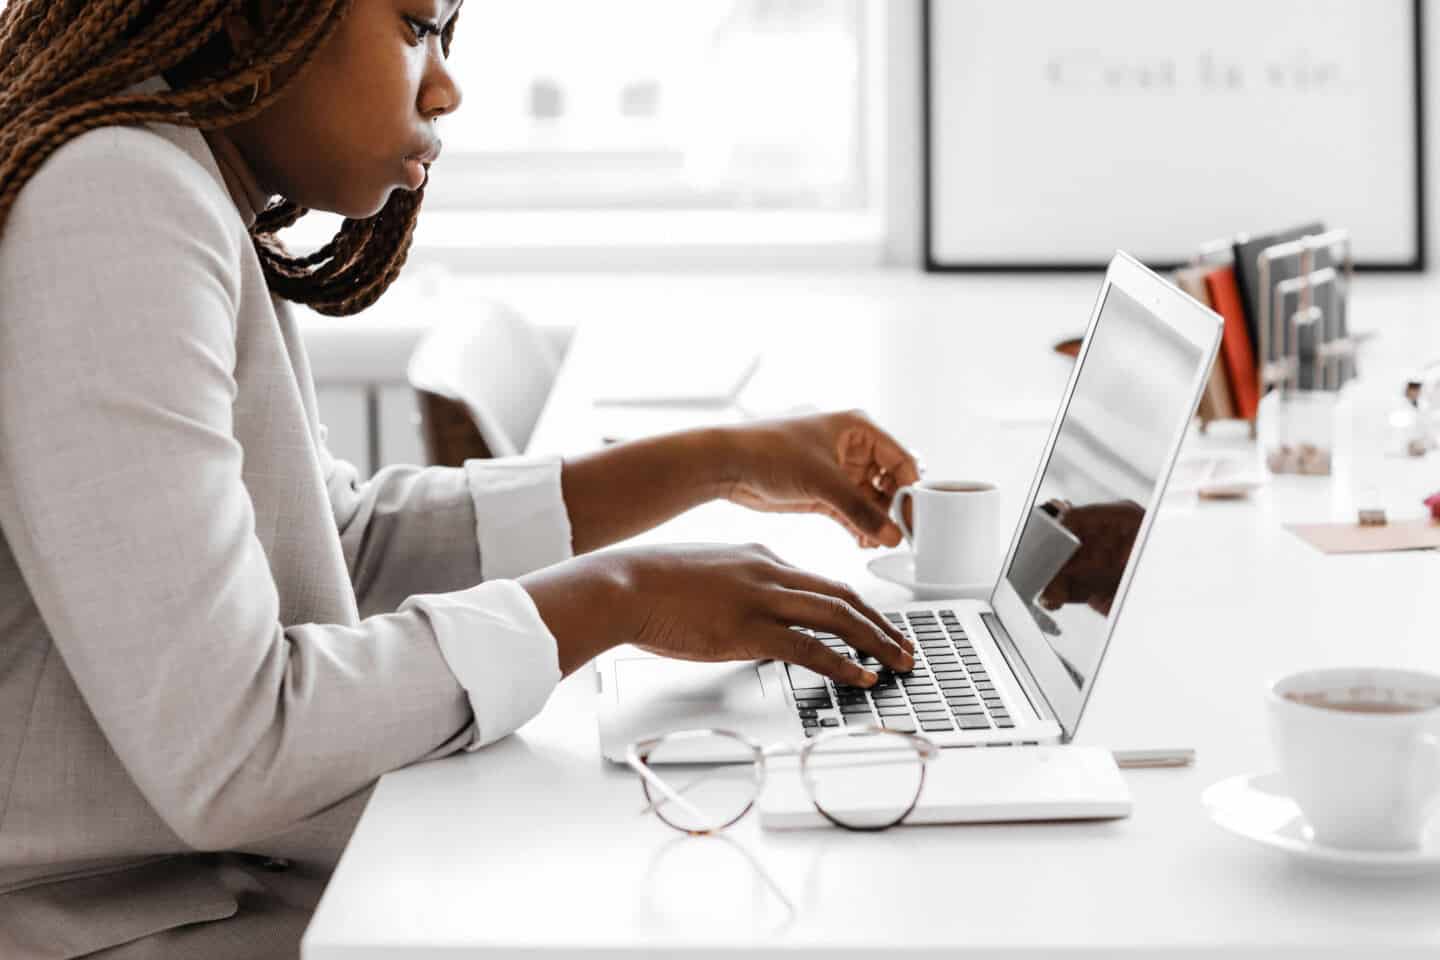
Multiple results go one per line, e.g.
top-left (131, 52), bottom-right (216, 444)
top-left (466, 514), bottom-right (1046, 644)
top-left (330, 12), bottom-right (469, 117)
top-left (0, 101), bottom-right (569, 956)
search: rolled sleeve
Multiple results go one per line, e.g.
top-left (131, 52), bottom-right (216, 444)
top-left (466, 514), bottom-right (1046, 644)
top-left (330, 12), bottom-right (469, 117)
top-left (464, 455), bottom-right (573, 580)
top-left (402, 580), bottom-right (561, 750)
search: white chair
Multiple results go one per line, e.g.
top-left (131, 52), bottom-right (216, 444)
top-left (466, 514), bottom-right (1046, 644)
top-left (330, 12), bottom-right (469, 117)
top-left (406, 302), bottom-right (562, 462)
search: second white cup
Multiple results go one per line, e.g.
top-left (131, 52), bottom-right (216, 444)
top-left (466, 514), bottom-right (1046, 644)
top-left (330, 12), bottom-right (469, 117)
top-left (1268, 667), bottom-right (1440, 850)
top-left (888, 480), bottom-right (1000, 586)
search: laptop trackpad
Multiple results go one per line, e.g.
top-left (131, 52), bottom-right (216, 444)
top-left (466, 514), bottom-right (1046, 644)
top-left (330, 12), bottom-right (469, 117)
top-left (601, 658), bottom-right (794, 761)
top-left (615, 658), bottom-right (769, 707)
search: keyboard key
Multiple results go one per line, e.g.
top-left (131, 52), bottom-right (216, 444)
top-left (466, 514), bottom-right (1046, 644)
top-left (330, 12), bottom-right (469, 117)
top-left (798, 708), bottom-right (818, 719)
top-left (882, 716), bottom-right (917, 732)
top-left (996, 718), bottom-right (1016, 728)
top-left (915, 710), bottom-right (950, 722)
top-left (804, 727), bottom-right (819, 737)
top-left (958, 716), bottom-right (992, 729)
top-left (821, 717), bottom-right (840, 727)
top-left (951, 706), bottom-right (987, 717)
top-left (845, 713), bottom-right (876, 726)
top-left (920, 719), bottom-right (954, 732)
top-left (878, 705), bottom-right (912, 718)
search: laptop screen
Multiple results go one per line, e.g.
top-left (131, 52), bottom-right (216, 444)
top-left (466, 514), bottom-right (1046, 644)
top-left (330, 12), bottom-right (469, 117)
top-left (1001, 283), bottom-right (1206, 697)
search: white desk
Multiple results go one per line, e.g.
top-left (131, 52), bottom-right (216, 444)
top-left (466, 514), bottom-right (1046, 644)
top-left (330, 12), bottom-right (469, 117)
top-left (304, 271), bottom-right (1440, 959)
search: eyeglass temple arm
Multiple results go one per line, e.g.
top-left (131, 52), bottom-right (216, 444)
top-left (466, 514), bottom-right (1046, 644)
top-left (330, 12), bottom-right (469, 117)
top-left (626, 753), bottom-right (713, 824)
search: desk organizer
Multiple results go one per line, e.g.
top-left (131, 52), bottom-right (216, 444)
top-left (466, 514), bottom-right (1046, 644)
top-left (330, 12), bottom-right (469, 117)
top-left (1178, 225), bottom-right (1358, 476)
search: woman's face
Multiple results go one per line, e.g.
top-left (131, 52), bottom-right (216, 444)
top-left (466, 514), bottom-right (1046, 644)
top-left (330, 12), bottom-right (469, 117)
top-left (229, 0), bottom-right (463, 218)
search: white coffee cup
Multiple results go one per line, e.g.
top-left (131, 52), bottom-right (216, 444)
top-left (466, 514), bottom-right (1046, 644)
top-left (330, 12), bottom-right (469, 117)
top-left (888, 480), bottom-right (1000, 586)
top-left (1268, 667), bottom-right (1440, 851)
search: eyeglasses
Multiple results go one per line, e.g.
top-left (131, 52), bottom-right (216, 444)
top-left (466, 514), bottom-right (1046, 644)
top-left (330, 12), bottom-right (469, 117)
top-left (626, 726), bottom-right (938, 834)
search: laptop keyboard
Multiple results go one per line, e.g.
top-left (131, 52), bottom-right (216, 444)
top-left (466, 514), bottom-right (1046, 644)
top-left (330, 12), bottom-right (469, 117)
top-left (786, 608), bottom-right (1015, 737)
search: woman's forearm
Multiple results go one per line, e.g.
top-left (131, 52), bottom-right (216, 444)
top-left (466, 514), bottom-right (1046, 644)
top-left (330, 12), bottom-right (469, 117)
top-left (560, 426), bottom-right (741, 554)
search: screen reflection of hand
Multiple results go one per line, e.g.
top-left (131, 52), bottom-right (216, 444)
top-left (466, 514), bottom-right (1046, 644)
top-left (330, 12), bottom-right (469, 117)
top-left (1037, 499), bottom-right (1145, 617)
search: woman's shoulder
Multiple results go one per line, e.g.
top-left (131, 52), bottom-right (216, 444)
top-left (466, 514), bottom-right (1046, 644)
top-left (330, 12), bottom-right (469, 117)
top-left (10, 123), bottom-right (240, 241)
top-left (0, 123), bottom-right (249, 338)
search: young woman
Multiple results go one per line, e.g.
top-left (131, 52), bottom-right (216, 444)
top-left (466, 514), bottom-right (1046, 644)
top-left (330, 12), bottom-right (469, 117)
top-left (0, 2), bottom-right (919, 957)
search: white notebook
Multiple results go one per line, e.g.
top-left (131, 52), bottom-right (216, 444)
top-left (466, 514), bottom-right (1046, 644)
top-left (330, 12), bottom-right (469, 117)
top-left (758, 745), bottom-right (1131, 830)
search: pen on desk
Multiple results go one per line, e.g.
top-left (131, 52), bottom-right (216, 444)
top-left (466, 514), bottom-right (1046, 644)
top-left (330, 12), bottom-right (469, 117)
top-left (1111, 748), bottom-right (1195, 769)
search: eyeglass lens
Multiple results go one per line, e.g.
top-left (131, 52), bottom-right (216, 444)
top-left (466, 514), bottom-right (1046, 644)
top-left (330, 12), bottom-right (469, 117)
top-left (639, 732), bottom-right (762, 834)
top-left (803, 729), bottom-right (926, 830)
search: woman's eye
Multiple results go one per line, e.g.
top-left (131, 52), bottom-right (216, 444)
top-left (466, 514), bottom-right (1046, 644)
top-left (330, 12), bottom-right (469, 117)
top-left (405, 16), bottom-right (441, 43)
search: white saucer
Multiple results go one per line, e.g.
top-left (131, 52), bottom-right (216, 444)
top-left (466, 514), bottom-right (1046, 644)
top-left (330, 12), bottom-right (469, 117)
top-left (866, 552), bottom-right (990, 602)
top-left (1202, 772), bottom-right (1440, 877)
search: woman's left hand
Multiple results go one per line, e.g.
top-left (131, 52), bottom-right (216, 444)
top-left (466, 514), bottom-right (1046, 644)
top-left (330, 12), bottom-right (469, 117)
top-left (722, 410), bottom-right (921, 548)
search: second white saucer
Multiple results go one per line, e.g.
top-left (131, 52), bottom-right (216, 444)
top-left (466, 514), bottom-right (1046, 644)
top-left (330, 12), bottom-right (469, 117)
top-left (1202, 772), bottom-right (1440, 877)
top-left (866, 552), bottom-right (990, 602)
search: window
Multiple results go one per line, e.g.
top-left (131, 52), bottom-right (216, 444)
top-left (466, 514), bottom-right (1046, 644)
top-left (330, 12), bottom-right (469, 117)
top-left (433, 0), bottom-right (872, 214)
top-left (314, 0), bottom-right (887, 265)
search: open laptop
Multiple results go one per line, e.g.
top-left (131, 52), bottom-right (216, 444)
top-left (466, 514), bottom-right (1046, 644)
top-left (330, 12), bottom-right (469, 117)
top-left (596, 252), bottom-right (1222, 763)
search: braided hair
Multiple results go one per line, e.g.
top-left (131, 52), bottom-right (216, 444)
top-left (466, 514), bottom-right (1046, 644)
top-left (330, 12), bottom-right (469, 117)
top-left (0, 0), bottom-right (457, 316)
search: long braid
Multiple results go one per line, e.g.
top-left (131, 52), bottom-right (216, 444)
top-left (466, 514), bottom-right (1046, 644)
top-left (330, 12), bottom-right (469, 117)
top-left (0, 0), bottom-right (438, 318)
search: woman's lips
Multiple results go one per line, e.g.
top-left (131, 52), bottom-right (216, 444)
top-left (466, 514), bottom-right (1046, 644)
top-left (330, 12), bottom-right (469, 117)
top-left (402, 140), bottom-right (441, 191)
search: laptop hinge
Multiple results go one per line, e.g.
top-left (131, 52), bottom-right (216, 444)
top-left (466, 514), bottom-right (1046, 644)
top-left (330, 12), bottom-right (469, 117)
top-left (981, 612), bottom-right (1062, 738)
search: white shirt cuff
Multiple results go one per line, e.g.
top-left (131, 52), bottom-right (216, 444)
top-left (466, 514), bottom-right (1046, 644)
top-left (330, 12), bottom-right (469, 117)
top-left (464, 455), bottom-right (573, 580)
top-left (402, 580), bottom-right (561, 750)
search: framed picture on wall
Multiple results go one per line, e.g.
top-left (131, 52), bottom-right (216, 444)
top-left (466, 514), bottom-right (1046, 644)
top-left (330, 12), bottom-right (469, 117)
top-left (923, 0), bottom-right (1425, 271)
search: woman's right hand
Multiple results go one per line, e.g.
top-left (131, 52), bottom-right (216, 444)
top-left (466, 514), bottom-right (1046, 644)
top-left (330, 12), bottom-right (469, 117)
top-left (519, 543), bottom-right (914, 686)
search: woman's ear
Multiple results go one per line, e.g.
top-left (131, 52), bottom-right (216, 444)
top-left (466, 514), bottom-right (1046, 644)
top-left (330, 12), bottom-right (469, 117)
top-left (221, 10), bottom-right (256, 56)
top-left (222, 0), bottom-right (278, 57)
